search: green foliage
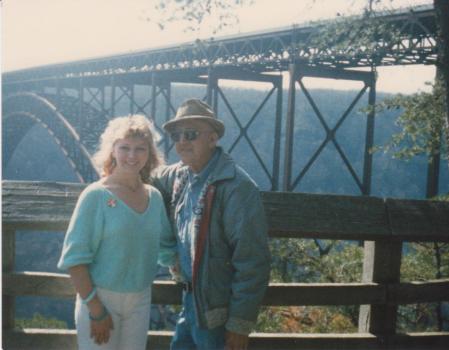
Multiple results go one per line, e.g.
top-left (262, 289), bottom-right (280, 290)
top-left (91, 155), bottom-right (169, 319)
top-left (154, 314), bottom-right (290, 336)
top-left (15, 313), bottom-right (67, 329)
top-left (256, 305), bottom-right (357, 333)
top-left (401, 242), bottom-right (449, 282)
top-left (305, 10), bottom-right (402, 63)
top-left (261, 236), bottom-right (449, 333)
top-left (373, 80), bottom-right (448, 160)
top-left (260, 239), bottom-right (363, 333)
top-left (144, 0), bottom-right (254, 33)
top-left (270, 239), bottom-right (363, 283)
top-left (398, 242), bottom-right (449, 332)
top-left (397, 303), bottom-right (444, 332)
top-left (433, 193), bottom-right (449, 201)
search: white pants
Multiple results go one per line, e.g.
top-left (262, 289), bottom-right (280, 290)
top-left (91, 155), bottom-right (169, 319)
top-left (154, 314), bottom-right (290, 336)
top-left (75, 287), bottom-right (151, 350)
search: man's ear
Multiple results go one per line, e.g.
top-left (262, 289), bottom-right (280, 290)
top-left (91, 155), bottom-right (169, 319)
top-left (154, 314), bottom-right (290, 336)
top-left (209, 131), bottom-right (219, 146)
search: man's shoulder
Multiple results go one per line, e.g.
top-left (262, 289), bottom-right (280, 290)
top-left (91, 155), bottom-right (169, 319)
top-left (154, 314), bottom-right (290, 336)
top-left (217, 162), bottom-right (260, 197)
top-left (214, 150), bottom-right (258, 189)
top-left (151, 162), bottom-right (188, 197)
top-left (145, 183), bottom-right (162, 197)
top-left (226, 161), bottom-right (259, 189)
top-left (152, 162), bottom-right (184, 180)
top-left (235, 164), bottom-right (258, 186)
top-left (153, 163), bottom-right (179, 174)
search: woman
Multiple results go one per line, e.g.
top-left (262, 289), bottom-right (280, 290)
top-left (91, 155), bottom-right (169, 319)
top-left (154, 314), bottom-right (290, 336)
top-left (58, 115), bottom-right (171, 349)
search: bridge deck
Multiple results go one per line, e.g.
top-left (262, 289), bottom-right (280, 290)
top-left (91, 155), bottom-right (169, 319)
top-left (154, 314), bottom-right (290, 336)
top-left (3, 5), bottom-right (436, 84)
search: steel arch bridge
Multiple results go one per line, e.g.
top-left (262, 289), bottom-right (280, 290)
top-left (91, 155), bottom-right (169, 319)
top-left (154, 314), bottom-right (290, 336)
top-left (3, 93), bottom-right (98, 183)
top-left (2, 4), bottom-right (442, 194)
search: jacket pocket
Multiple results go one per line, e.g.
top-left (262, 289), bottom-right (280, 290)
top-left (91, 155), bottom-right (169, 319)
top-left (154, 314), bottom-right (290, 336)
top-left (207, 257), bottom-right (232, 307)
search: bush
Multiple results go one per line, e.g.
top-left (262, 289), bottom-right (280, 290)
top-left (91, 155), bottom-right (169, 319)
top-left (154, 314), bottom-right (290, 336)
top-left (15, 313), bottom-right (67, 329)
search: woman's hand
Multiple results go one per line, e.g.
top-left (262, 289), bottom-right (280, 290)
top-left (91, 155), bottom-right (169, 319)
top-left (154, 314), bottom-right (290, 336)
top-left (88, 298), bottom-right (114, 345)
top-left (67, 266), bottom-right (114, 344)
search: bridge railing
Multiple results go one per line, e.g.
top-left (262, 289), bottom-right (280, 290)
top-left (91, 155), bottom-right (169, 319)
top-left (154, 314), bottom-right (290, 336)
top-left (2, 180), bottom-right (449, 350)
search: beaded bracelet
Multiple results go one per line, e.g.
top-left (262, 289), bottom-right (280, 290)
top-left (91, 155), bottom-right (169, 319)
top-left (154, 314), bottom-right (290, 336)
top-left (89, 305), bottom-right (109, 322)
top-left (81, 287), bottom-right (97, 305)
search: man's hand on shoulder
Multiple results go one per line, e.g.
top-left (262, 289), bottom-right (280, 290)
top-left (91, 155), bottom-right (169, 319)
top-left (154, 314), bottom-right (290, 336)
top-left (169, 258), bottom-right (183, 282)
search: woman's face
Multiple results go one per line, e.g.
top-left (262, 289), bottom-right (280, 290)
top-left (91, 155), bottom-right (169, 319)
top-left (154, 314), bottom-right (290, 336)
top-left (111, 136), bottom-right (150, 176)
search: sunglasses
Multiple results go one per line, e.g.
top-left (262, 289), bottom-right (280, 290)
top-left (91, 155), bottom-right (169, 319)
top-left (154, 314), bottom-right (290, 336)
top-left (169, 129), bottom-right (202, 143)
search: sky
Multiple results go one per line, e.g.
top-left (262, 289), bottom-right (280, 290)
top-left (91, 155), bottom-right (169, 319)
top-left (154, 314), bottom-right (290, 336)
top-left (1, 0), bottom-right (436, 93)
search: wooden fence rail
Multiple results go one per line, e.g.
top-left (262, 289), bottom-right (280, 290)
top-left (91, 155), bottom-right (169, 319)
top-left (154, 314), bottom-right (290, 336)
top-left (2, 180), bottom-right (449, 349)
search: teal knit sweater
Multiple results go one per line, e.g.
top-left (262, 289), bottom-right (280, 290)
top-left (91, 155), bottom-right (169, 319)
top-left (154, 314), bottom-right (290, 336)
top-left (58, 182), bottom-right (171, 292)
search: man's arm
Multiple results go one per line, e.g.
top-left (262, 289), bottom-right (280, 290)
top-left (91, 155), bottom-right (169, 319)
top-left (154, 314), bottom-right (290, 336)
top-left (152, 165), bottom-right (179, 269)
top-left (151, 165), bottom-right (175, 208)
top-left (222, 179), bottom-right (271, 336)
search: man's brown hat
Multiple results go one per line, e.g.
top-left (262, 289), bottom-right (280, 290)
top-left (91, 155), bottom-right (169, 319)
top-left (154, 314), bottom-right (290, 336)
top-left (162, 99), bottom-right (225, 138)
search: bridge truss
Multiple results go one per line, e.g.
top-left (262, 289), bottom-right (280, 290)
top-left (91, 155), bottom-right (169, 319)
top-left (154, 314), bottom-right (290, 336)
top-left (2, 5), bottom-right (442, 195)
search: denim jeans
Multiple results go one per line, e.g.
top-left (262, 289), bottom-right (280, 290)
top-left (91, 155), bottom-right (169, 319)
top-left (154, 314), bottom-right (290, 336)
top-left (171, 292), bottom-right (226, 350)
top-left (75, 287), bottom-right (151, 350)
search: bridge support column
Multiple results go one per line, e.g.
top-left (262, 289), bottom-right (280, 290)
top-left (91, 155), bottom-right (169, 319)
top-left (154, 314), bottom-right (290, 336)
top-left (282, 64), bottom-right (375, 193)
top-left (110, 76), bottom-right (116, 118)
top-left (206, 66), bottom-right (283, 190)
top-left (78, 78), bottom-right (84, 126)
top-left (362, 69), bottom-right (376, 196)
top-left (272, 78), bottom-right (283, 191)
top-left (207, 67), bottom-right (218, 112)
top-left (283, 63), bottom-right (297, 191)
top-left (164, 82), bottom-right (172, 156)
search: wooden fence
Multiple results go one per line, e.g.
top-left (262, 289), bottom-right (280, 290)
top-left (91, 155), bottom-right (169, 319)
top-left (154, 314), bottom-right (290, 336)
top-left (2, 180), bottom-right (449, 349)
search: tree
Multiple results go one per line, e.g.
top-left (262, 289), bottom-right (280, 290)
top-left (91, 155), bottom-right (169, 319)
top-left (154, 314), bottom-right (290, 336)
top-left (318, 0), bottom-right (449, 134)
top-left (376, 0), bottom-right (449, 175)
top-left (434, 0), bottom-right (449, 135)
top-left (264, 236), bottom-right (449, 333)
top-left (373, 80), bottom-right (448, 162)
top-left (306, 0), bottom-right (449, 186)
top-left (400, 241), bottom-right (449, 331)
top-left (15, 313), bottom-right (67, 329)
top-left (260, 239), bottom-right (363, 333)
top-left (366, 1), bottom-right (449, 196)
top-left (143, 0), bottom-right (253, 33)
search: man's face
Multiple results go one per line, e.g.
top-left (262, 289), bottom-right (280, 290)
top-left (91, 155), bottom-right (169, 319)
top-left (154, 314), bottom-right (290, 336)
top-left (171, 120), bottom-right (218, 173)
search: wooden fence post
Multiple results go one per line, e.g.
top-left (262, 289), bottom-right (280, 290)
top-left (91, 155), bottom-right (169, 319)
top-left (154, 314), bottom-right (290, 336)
top-left (359, 240), bottom-right (402, 343)
top-left (2, 228), bottom-right (16, 330)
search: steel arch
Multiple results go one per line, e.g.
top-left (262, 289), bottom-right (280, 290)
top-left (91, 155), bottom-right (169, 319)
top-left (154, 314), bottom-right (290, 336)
top-left (2, 93), bottom-right (99, 183)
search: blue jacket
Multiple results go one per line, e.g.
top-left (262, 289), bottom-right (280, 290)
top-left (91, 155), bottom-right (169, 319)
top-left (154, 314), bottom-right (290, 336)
top-left (154, 147), bottom-right (271, 335)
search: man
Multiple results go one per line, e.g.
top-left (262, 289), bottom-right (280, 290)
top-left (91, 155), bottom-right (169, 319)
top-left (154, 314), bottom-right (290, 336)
top-left (155, 98), bottom-right (271, 350)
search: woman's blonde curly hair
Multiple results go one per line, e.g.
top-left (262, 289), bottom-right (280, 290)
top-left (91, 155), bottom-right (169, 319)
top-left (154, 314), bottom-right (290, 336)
top-left (93, 115), bottom-right (164, 183)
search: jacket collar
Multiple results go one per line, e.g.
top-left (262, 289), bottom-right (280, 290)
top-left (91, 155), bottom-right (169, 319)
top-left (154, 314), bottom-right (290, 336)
top-left (209, 147), bottom-right (236, 183)
top-left (177, 147), bottom-right (235, 184)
